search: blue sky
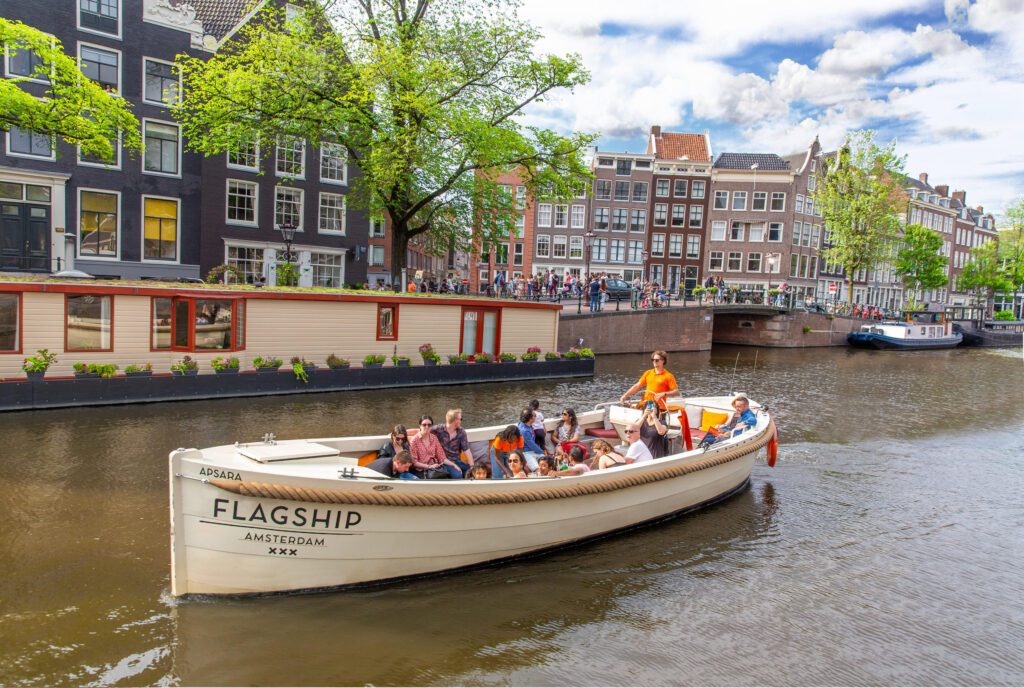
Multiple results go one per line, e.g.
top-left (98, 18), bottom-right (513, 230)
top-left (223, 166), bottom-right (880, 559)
top-left (520, 0), bottom-right (1024, 215)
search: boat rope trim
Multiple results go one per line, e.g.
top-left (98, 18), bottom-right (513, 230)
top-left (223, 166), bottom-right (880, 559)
top-left (207, 420), bottom-right (775, 507)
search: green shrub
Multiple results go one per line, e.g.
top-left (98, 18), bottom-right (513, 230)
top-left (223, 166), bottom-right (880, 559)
top-left (993, 310), bottom-right (1016, 321)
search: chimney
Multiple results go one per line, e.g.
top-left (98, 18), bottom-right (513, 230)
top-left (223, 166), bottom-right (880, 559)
top-left (976, 205), bottom-right (984, 214)
top-left (952, 190), bottom-right (966, 204)
top-left (650, 125), bottom-right (661, 138)
top-left (918, 172), bottom-right (929, 185)
top-left (935, 184), bottom-right (949, 197)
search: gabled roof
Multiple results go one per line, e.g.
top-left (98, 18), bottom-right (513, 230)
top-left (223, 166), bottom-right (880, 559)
top-left (176, 0), bottom-right (265, 40)
top-left (903, 175), bottom-right (936, 194)
top-left (651, 132), bottom-right (711, 162)
top-left (713, 153), bottom-right (790, 171)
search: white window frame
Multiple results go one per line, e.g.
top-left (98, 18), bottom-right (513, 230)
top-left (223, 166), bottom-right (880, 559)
top-left (318, 191), bottom-right (346, 235)
top-left (319, 142), bottom-right (348, 185)
top-left (730, 222), bottom-right (745, 241)
top-left (732, 191), bottom-right (747, 211)
top-left (610, 238), bottom-right (625, 263)
top-left (630, 208), bottom-right (646, 232)
top-left (537, 203), bottom-right (552, 227)
top-left (691, 180), bottom-right (706, 199)
top-left (752, 191), bottom-right (767, 211)
top-left (275, 136), bottom-right (305, 179)
top-left (654, 203), bottom-right (668, 226)
top-left (6, 126), bottom-right (56, 161)
top-left (656, 179), bottom-right (670, 197)
top-left (709, 251), bottom-right (724, 271)
top-left (535, 234), bottom-right (550, 258)
top-left (689, 205), bottom-right (703, 228)
top-left (668, 234), bottom-right (683, 258)
top-left (569, 235), bottom-right (583, 259)
top-left (141, 117), bottom-right (181, 178)
top-left (140, 194), bottom-right (181, 264)
top-left (570, 204), bottom-right (585, 229)
top-left (747, 252), bottom-right (762, 273)
top-left (632, 181), bottom-right (648, 203)
top-left (309, 250), bottom-right (345, 288)
top-left (77, 129), bottom-right (122, 169)
top-left (78, 41), bottom-right (121, 95)
top-left (770, 192), bottom-right (786, 212)
top-left (686, 235), bottom-right (700, 260)
top-left (651, 233), bottom-right (665, 257)
top-left (77, 187), bottom-right (120, 261)
top-left (77, 0), bottom-right (122, 40)
top-left (749, 222), bottom-right (765, 242)
top-left (4, 34), bottom-right (55, 84)
top-left (368, 244), bottom-right (385, 266)
top-left (673, 179), bottom-right (688, 198)
top-left (671, 205), bottom-right (686, 227)
top-left (593, 207), bottom-right (609, 231)
top-left (552, 235), bottom-right (567, 259)
top-left (727, 251), bottom-right (743, 272)
top-left (554, 204), bottom-right (569, 228)
top-left (274, 186), bottom-right (304, 231)
top-left (714, 190), bottom-right (728, 210)
top-left (226, 133), bottom-right (260, 172)
top-left (710, 221), bottom-right (727, 242)
top-left (141, 56), bottom-right (181, 107)
top-left (225, 179), bottom-right (259, 227)
top-left (594, 180), bottom-right (611, 201)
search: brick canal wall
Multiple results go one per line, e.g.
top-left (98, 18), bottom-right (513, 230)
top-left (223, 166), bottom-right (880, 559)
top-left (559, 307), bottom-right (714, 353)
top-left (712, 311), bottom-right (864, 347)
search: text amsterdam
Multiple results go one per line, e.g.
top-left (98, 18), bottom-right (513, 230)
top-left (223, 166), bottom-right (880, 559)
top-left (213, 498), bottom-right (363, 530)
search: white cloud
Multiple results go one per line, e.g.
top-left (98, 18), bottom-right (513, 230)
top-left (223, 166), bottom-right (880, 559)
top-left (515, 0), bottom-right (1024, 211)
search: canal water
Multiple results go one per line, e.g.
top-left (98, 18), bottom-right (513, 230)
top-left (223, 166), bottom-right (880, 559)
top-left (1, 346), bottom-right (1022, 686)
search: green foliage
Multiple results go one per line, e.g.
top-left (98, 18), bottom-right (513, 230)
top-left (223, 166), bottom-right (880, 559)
top-left (124, 363), bottom-right (152, 374)
top-left (174, 0), bottom-right (596, 280)
top-left (211, 355), bottom-right (240, 371)
top-left (276, 262), bottom-right (300, 287)
top-left (802, 325), bottom-right (813, 334)
top-left (498, 352), bottom-right (516, 362)
top-left (818, 131), bottom-right (906, 303)
top-left (999, 200), bottom-right (1024, 302)
top-left (544, 351), bottom-right (560, 360)
top-left (896, 223), bottom-right (948, 301)
top-left (993, 310), bottom-right (1016, 321)
top-left (170, 356), bottom-right (198, 373)
top-left (0, 18), bottom-right (141, 158)
top-left (578, 347), bottom-right (595, 359)
top-left (473, 352), bottom-right (493, 363)
top-left (326, 354), bottom-right (349, 368)
top-left (959, 242), bottom-right (1010, 306)
top-left (391, 355), bottom-right (411, 365)
top-left (291, 361), bottom-right (309, 383)
top-left (447, 353), bottom-right (469, 363)
top-left (363, 354), bottom-right (386, 365)
top-left (253, 355), bottom-right (283, 368)
top-left (22, 348), bottom-right (56, 372)
top-left (205, 263), bottom-right (245, 285)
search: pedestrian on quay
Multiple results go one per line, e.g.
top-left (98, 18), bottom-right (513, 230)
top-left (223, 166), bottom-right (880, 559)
top-left (619, 350), bottom-right (679, 413)
top-left (588, 274), bottom-right (601, 312)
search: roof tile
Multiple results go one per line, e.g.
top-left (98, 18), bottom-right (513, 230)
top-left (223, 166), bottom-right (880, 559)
top-left (653, 132), bottom-right (710, 162)
top-left (713, 153), bottom-right (790, 171)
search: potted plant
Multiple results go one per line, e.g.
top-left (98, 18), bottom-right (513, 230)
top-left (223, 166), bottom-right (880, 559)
top-left (544, 351), bottom-right (561, 361)
top-left (73, 362), bottom-right (99, 379)
top-left (447, 353), bottom-right (468, 365)
top-left (92, 363), bottom-right (119, 379)
top-left (211, 356), bottom-right (240, 374)
top-left (253, 355), bottom-right (283, 373)
top-left (521, 346), bottom-right (541, 362)
top-left (22, 349), bottom-right (57, 381)
top-left (473, 352), bottom-right (493, 363)
top-left (124, 363), bottom-right (153, 378)
top-left (498, 352), bottom-right (516, 363)
top-left (362, 354), bottom-right (386, 369)
top-left (578, 347), bottom-right (595, 359)
top-left (418, 343), bottom-right (441, 366)
top-left (326, 354), bottom-right (350, 370)
top-left (291, 357), bottom-right (312, 383)
top-left (706, 286), bottom-right (719, 301)
top-left (291, 356), bottom-right (317, 373)
top-left (563, 348), bottom-right (582, 359)
top-left (392, 354), bottom-right (411, 367)
top-left (692, 286), bottom-right (705, 300)
top-left (171, 356), bottom-right (199, 376)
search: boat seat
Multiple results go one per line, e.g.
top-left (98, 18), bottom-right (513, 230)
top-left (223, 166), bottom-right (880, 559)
top-left (584, 428), bottom-right (619, 439)
top-left (357, 450), bottom-right (378, 467)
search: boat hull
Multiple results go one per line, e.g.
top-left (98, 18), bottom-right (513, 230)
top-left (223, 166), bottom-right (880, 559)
top-left (953, 325), bottom-right (1024, 348)
top-left (169, 417), bottom-right (772, 596)
top-left (847, 331), bottom-right (962, 350)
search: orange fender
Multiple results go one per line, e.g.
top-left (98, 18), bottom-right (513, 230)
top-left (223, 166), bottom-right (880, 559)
top-left (766, 417), bottom-right (779, 467)
top-left (671, 407), bottom-right (693, 452)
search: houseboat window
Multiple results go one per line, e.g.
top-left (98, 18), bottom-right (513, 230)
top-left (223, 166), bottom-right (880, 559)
top-left (0, 293), bottom-right (18, 352)
top-left (66, 294), bottom-right (112, 351)
top-left (194, 300), bottom-right (232, 350)
top-left (377, 304), bottom-right (398, 341)
top-left (173, 300), bottom-right (190, 348)
top-left (152, 297), bottom-right (171, 349)
top-left (460, 307), bottom-right (500, 356)
top-left (234, 301), bottom-right (245, 349)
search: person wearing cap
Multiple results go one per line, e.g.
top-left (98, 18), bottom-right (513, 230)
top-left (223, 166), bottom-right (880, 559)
top-left (619, 350), bottom-right (679, 412)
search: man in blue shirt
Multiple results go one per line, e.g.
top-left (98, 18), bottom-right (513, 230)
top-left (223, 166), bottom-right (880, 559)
top-left (720, 394), bottom-right (758, 437)
top-left (516, 408), bottom-right (547, 471)
top-left (588, 276), bottom-right (600, 312)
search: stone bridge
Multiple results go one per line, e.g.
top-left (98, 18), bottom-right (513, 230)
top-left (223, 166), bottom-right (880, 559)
top-left (558, 304), bottom-right (865, 352)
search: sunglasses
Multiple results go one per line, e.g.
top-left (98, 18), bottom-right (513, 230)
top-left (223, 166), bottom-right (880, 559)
top-left (509, 458), bottom-right (522, 464)
top-left (626, 428), bottom-right (640, 434)
top-left (420, 422), bottom-right (432, 428)
top-left (651, 358), bottom-right (663, 362)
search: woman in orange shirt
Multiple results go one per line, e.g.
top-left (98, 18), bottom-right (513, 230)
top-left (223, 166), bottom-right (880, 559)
top-left (619, 350), bottom-right (679, 411)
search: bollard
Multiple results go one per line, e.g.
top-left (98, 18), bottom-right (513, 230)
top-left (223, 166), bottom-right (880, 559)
top-left (616, 296), bottom-right (621, 311)
top-left (577, 293), bottom-right (582, 314)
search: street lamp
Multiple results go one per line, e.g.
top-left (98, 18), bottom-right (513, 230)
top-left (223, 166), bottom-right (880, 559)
top-left (583, 231), bottom-right (596, 281)
top-left (640, 249), bottom-right (649, 283)
top-left (278, 222), bottom-right (297, 286)
top-left (766, 252), bottom-right (779, 295)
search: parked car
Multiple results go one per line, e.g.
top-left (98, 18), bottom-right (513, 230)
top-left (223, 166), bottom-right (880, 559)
top-left (602, 278), bottom-right (634, 302)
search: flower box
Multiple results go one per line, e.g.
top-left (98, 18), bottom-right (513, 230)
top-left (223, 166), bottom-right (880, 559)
top-left (172, 369), bottom-right (199, 377)
top-left (326, 364), bottom-right (350, 371)
top-left (393, 359), bottom-right (411, 367)
top-left (422, 359), bottom-right (438, 366)
top-left (124, 371), bottom-right (153, 378)
top-left (74, 372), bottom-right (100, 379)
top-left (255, 366), bottom-right (280, 374)
top-left (449, 359), bottom-right (467, 365)
top-left (363, 362), bottom-right (384, 369)
top-left (214, 368), bottom-right (240, 375)
top-left (24, 371), bottom-right (46, 381)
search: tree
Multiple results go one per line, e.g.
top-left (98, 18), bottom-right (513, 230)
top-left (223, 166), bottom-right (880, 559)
top-left (999, 199), bottom-right (1024, 317)
top-left (959, 241), bottom-right (1010, 318)
top-left (818, 131), bottom-right (907, 304)
top-left (0, 18), bottom-right (141, 159)
top-left (175, 1), bottom-right (596, 286)
top-left (895, 223), bottom-right (947, 305)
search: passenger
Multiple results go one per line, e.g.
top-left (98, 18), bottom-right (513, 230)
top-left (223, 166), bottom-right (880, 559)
top-left (551, 407), bottom-right (581, 451)
top-left (638, 403), bottom-right (670, 458)
top-left (553, 446), bottom-right (590, 477)
top-left (712, 394), bottom-right (758, 439)
top-left (490, 424), bottom-right (524, 479)
top-left (468, 461), bottom-right (491, 480)
top-left (366, 450), bottom-right (418, 479)
top-left (619, 350), bottom-right (679, 412)
top-left (377, 424), bottom-right (410, 459)
top-left (409, 415), bottom-right (463, 479)
top-left (507, 450), bottom-right (529, 479)
top-left (516, 408), bottom-right (547, 471)
top-left (535, 456), bottom-right (557, 477)
top-left (529, 400), bottom-right (547, 449)
top-left (592, 439), bottom-right (627, 470)
top-left (432, 408), bottom-right (471, 475)
top-left (623, 424), bottom-right (654, 464)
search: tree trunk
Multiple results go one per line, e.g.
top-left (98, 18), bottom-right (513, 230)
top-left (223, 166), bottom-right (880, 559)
top-left (389, 221), bottom-right (410, 293)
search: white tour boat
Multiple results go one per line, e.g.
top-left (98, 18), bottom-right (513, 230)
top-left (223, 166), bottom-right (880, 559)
top-left (169, 397), bottom-right (778, 596)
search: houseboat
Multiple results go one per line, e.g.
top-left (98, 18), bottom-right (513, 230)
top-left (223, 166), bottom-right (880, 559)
top-left (847, 309), bottom-right (962, 350)
top-left (953, 321), bottom-right (1024, 348)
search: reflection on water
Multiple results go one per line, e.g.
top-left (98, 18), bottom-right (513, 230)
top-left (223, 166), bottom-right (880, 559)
top-left (0, 347), bottom-right (1022, 686)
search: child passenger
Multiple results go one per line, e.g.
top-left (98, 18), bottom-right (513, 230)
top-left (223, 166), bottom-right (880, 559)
top-left (535, 456), bottom-right (556, 477)
top-left (553, 446), bottom-right (590, 477)
top-left (468, 461), bottom-right (491, 480)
